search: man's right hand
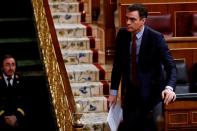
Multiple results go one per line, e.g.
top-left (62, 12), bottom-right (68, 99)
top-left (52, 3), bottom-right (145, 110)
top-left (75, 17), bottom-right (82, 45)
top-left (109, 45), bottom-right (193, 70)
top-left (107, 95), bottom-right (117, 107)
top-left (4, 115), bottom-right (18, 127)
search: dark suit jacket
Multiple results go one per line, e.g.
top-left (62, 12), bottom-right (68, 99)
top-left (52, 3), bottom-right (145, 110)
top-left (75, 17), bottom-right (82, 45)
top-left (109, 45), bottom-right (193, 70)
top-left (111, 26), bottom-right (177, 111)
top-left (0, 73), bottom-right (26, 126)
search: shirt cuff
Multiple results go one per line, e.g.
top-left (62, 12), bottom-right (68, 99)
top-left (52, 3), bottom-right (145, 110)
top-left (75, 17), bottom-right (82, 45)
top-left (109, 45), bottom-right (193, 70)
top-left (165, 86), bottom-right (173, 91)
top-left (110, 89), bottom-right (118, 96)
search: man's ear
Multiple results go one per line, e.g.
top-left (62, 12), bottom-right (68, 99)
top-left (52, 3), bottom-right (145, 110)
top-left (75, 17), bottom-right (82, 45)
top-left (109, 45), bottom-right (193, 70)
top-left (141, 18), bottom-right (146, 24)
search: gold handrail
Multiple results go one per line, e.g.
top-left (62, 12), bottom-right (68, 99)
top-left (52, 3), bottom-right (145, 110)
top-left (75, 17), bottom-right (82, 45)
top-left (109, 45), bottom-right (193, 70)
top-left (31, 0), bottom-right (75, 130)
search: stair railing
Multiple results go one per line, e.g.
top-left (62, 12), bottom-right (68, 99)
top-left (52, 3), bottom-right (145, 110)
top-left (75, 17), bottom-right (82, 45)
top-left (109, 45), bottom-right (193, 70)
top-left (32, 0), bottom-right (77, 130)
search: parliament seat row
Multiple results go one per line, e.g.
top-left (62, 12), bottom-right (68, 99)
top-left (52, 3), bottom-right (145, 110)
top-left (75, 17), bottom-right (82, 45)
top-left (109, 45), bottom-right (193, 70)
top-left (154, 60), bottom-right (197, 130)
top-left (145, 13), bottom-right (197, 37)
top-left (164, 60), bottom-right (197, 130)
top-left (191, 13), bottom-right (197, 36)
top-left (174, 60), bottom-right (190, 94)
top-left (161, 59), bottom-right (194, 94)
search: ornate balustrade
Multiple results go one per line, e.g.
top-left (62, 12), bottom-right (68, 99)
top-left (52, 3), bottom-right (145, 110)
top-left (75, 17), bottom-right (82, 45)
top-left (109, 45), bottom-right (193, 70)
top-left (32, 0), bottom-right (76, 130)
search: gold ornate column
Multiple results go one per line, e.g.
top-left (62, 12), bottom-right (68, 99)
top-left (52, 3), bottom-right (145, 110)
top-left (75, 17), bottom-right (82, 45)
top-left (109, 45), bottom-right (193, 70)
top-left (32, 0), bottom-right (74, 130)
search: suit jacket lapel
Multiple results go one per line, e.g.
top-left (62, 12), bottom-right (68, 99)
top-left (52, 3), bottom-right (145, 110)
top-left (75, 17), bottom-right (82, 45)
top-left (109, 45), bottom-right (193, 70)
top-left (138, 26), bottom-right (149, 64)
top-left (1, 76), bottom-right (8, 88)
top-left (124, 30), bottom-right (132, 59)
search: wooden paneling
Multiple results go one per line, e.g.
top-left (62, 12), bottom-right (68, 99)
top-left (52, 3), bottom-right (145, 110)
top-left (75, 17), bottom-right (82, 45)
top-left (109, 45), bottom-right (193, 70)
top-left (194, 51), bottom-right (197, 63)
top-left (170, 49), bottom-right (194, 70)
top-left (164, 37), bottom-right (197, 131)
top-left (119, 2), bottom-right (197, 69)
top-left (92, 0), bottom-right (117, 57)
top-left (165, 100), bottom-right (197, 131)
top-left (165, 101), bottom-right (197, 110)
top-left (166, 37), bottom-right (197, 70)
top-left (103, 0), bottom-right (117, 50)
top-left (119, 1), bottom-right (197, 37)
top-left (106, 0), bottom-right (197, 62)
top-left (175, 11), bottom-right (197, 36)
top-left (168, 112), bottom-right (188, 126)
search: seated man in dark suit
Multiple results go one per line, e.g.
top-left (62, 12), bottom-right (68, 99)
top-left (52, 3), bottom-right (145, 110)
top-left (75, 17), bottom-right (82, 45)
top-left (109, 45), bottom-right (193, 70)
top-left (0, 54), bottom-right (27, 131)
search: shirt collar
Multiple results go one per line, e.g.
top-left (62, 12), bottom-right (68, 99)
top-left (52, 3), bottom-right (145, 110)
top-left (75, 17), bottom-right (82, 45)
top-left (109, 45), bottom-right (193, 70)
top-left (136, 25), bottom-right (144, 40)
top-left (3, 73), bottom-right (14, 80)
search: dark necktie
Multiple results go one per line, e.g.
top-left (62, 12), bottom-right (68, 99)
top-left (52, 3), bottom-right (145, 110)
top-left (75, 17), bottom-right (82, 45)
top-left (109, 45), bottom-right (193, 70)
top-left (7, 77), bottom-right (12, 88)
top-left (131, 33), bottom-right (138, 86)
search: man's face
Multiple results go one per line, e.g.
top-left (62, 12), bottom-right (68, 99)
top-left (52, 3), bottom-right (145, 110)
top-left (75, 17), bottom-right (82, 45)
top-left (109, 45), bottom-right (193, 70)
top-left (2, 58), bottom-right (16, 77)
top-left (126, 10), bottom-right (145, 33)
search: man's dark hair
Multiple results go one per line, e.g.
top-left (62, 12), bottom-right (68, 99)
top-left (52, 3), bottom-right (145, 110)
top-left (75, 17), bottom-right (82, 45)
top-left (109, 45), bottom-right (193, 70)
top-left (127, 3), bottom-right (148, 18)
top-left (0, 54), bottom-right (17, 67)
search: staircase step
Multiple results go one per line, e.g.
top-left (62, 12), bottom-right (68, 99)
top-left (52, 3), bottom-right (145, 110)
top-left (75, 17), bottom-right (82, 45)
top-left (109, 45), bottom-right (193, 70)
top-left (0, 0), bottom-right (33, 18)
top-left (17, 60), bottom-right (43, 72)
top-left (0, 18), bottom-right (31, 22)
top-left (71, 81), bottom-right (110, 97)
top-left (71, 82), bottom-right (103, 97)
top-left (0, 38), bottom-right (40, 60)
top-left (58, 36), bottom-right (102, 51)
top-left (49, 0), bottom-right (110, 130)
top-left (94, 64), bottom-right (107, 80)
top-left (92, 50), bottom-right (105, 64)
top-left (52, 12), bottom-right (81, 24)
top-left (100, 64), bottom-right (113, 81)
top-left (101, 80), bottom-right (110, 96)
top-left (66, 64), bottom-right (99, 82)
top-left (55, 24), bottom-right (87, 37)
top-left (94, 37), bottom-right (104, 50)
top-left (0, 38), bottom-right (36, 44)
top-left (49, 2), bottom-right (79, 13)
top-left (88, 24), bottom-right (105, 51)
top-left (62, 50), bottom-right (93, 64)
top-left (81, 112), bottom-right (109, 131)
top-left (75, 96), bottom-right (108, 113)
top-left (0, 18), bottom-right (36, 38)
top-left (66, 64), bottom-right (110, 83)
top-left (20, 70), bottom-right (46, 77)
top-left (59, 37), bottom-right (90, 50)
top-left (61, 49), bottom-right (105, 65)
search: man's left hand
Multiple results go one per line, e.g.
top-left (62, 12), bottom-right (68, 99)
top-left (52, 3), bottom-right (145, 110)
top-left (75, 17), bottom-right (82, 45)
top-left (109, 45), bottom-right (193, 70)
top-left (162, 88), bottom-right (176, 105)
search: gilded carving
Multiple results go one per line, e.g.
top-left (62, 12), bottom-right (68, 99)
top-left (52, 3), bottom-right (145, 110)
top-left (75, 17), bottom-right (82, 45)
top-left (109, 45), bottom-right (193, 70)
top-left (32, 0), bottom-right (74, 130)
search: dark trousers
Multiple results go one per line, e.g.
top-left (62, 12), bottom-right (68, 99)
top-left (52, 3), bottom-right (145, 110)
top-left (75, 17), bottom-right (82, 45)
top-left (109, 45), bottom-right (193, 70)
top-left (118, 106), bottom-right (156, 131)
top-left (118, 89), bottom-right (158, 131)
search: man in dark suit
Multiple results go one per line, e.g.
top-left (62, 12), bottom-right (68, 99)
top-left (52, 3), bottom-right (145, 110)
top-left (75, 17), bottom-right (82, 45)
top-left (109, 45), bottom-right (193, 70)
top-left (0, 55), bottom-right (26, 131)
top-left (108, 3), bottom-right (177, 131)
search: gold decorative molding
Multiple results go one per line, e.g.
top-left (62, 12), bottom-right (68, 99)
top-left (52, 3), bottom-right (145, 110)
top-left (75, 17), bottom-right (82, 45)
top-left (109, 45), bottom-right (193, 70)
top-left (32, 0), bottom-right (74, 130)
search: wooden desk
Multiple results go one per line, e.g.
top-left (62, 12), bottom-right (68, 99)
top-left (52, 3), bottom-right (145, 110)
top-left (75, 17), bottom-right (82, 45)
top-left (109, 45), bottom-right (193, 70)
top-left (164, 94), bottom-right (197, 131)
